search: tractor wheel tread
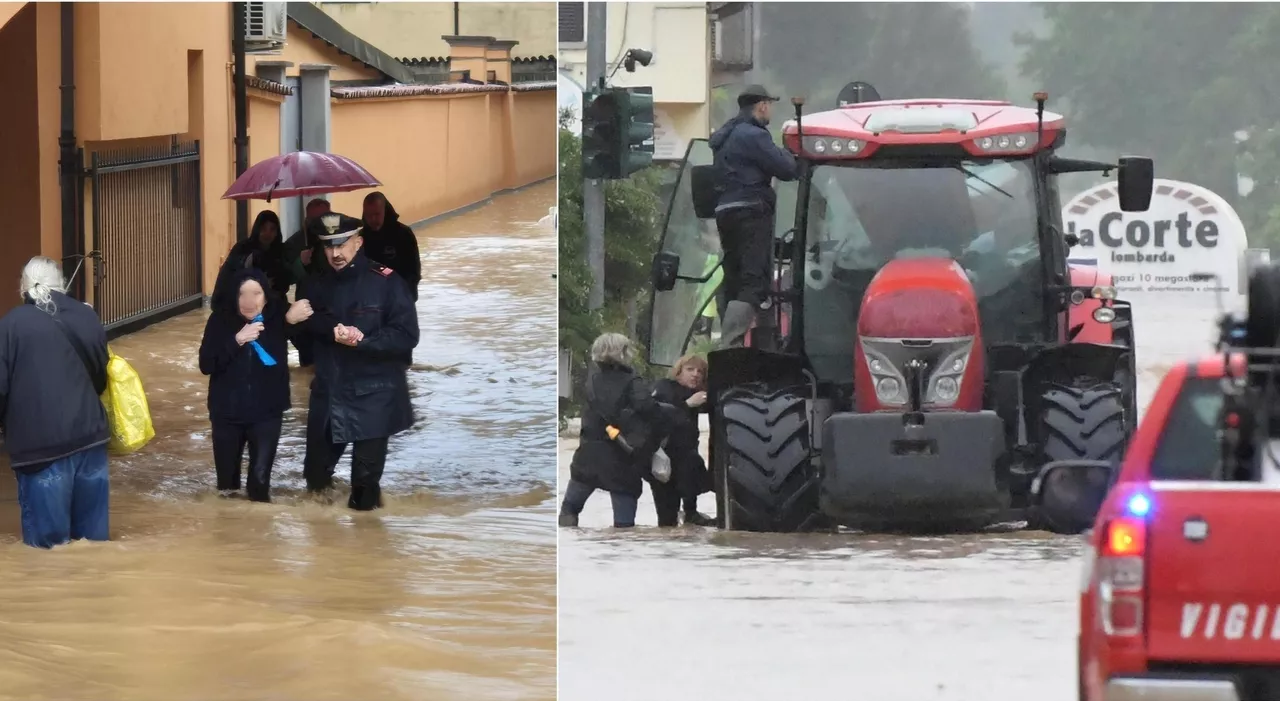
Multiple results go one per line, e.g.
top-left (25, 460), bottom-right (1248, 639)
top-left (1032, 382), bottom-right (1129, 535)
top-left (717, 386), bottom-right (824, 533)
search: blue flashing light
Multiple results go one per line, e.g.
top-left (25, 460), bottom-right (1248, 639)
top-left (1126, 493), bottom-right (1151, 518)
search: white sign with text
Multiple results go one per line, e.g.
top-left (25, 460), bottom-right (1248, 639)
top-left (1063, 178), bottom-right (1248, 306)
top-left (1064, 179), bottom-right (1249, 371)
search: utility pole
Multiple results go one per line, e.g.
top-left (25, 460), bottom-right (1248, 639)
top-left (232, 2), bottom-right (249, 242)
top-left (584, 2), bottom-right (607, 310)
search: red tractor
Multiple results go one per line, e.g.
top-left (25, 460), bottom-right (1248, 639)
top-left (647, 87), bottom-right (1154, 535)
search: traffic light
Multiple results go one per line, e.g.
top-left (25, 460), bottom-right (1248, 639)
top-left (581, 85), bottom-right (655, 180)
top-left (617, 87), bottom-right (654, 177)
top-left (581, 88), bottom-right (620, 180)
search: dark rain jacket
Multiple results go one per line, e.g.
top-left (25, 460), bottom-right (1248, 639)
top-left (653, 378), bottom-right (711, 499)
top-left (213, 211), bottom-right (291, 308)
top-left (708, 109), bottom-right (799, 214)
top-left (296, 249), bottom-right (419, 443)
top-left (0, 291), bottom-right (109, 473)
top-left (361, 197), bottom-right (422, 301)
top-left (569, 362), bottom-right (664, 498)
top-left (198, 268), bottom-right (293, 425)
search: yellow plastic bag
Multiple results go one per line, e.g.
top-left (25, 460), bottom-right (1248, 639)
top-left (99, 347), bottom-right (155, 454)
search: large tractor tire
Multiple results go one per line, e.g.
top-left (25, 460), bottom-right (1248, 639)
top-left (716, 384), bottom-right (824, 533)
top-left (1030, 383), bottom-right (1128, 535)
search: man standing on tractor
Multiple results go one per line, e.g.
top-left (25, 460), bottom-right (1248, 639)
top-left (708, 84), bottom-right (799, 349)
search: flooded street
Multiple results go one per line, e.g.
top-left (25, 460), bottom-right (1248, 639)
top-left (558, 317), bottom-right (1218, 701)
top-left (0, 182), bottom-right (557, 701)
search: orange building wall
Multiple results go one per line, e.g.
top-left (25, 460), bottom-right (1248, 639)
top-left (6, 0), bottom-right (550, 314)
top-left (509, 90), bottom-right (557, 189)
top-left (0, 4), bottom-right (43, 313)
top-left (246, 91), bottom-right (284, 225)
top-left (326, 89), bottom-right (557, 225)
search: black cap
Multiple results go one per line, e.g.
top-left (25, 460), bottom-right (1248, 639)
top-left (739, 84), bottom-right (780, 105)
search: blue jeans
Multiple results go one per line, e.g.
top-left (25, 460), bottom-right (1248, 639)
top-left (561, 478), bottom-right (639, 528)
top-left (14, 445), bottom-right (110, 549)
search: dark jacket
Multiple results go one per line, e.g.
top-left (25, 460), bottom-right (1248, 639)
top-left (361, 196), bottom-right (422, 301)
top-left (708, 109), bottom-right (799, 213)
top-left (198, 268), bottom-right (293, 424)
top-left (653, 378), bottom-right (711, 499)
top-left (0, 291), bottom-right (109, 472)
top-left (569, 362), bottom-right (664, 498)
top-left (296, 249), bottom-right (419, 443)
top-left (213, 211), bottom-right (291, 308)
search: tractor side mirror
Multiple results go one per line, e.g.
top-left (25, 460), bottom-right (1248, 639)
top-left (1031, 459), bottom-right (1116, 534)
top-left (1064, 231), bottom-right (1080, 249)
top-left (652, 252), bottom-right (681, 292)
top-left (1117, 156), bottom-right (1154, 213)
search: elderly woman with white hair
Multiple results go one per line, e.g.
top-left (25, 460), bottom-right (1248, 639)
top-left (0, 256), bottom-right (111, 548)
top-left (560, 332), bottom-right (665, 528)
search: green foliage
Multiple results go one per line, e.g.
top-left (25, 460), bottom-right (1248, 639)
top-left (558, 120), bottom-right (666, 421)
top-left (1017, 3), bottom-right (1280, 249)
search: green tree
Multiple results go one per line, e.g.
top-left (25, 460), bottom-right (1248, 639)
top-left (1017, 3), bottom-right (1280, 248)
top-left (558, 112), bottom-right (666, 421)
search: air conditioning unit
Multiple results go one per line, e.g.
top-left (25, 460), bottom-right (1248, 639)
top-left (244, 1), bottom-right (287, 53)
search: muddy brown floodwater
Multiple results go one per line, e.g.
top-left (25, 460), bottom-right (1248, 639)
top-left (558, 316), bottom-right (1215, 701)
top-left (0, 182), bottom-right (557, 701)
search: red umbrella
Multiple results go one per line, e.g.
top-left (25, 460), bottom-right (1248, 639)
top-left (221, 151), bottom-right (382, 202)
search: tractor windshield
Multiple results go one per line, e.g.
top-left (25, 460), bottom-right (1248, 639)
top-left (803, 158), bottom-right (1046, 381)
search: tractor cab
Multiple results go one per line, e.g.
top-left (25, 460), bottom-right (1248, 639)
top-left (649, 90), bottom-right (1153, 387)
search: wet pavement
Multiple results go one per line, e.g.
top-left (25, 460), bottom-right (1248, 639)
top-left (558, 309), bottom-right (1219, 701)
top-left (0, 182), bottom-right (557, 701)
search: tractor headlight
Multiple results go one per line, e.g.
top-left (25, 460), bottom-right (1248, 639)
top-left (935, 376), bottom-right (960, 403)
top-left (1093, 306), bottom-right (1117, 323)
top-left (925, 341), bottom-right (973, 407)
top-left (863, 345), bottom-right (906, 406)
top-left (876, 377), bottom-right (902, 402)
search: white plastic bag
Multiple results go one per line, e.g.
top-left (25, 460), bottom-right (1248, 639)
top-left (651, 446), bottom-right (672, 483)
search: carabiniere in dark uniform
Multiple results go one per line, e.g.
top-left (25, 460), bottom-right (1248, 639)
top-left (296, 213), bottom-right (420, 510)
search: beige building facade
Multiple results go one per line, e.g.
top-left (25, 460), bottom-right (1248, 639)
top-left (315, 1), bottom-right (556, 60)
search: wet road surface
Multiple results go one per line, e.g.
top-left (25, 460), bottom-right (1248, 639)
top-left (0, 182), bottom-right (557, 701)
top-left (558, 309), bottom-right (1218, 701)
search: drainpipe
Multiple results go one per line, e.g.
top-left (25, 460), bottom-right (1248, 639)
top-left (232, 2), bottom-right (249, 241)
top-left (58, 2), bottom-right (81, 298)
top-left (453, 2), bottom-right (459, 35)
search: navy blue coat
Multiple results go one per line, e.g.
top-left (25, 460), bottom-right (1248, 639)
top-left (0, 291), bottom-right (109, 472)
top-left (296, 250), bottom-right (419, 443)
top-left (708, 110), bottom-right (800, 213)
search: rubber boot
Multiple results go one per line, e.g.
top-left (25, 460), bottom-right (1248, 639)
top-left (558, 511), bottom-right (579, 527)
top-left (719, 300), bottom-right (756, 349)
top-left (684, 510), bottom-right (716, 526)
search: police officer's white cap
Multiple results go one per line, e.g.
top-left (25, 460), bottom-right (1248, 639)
top-left (317, 213), bottom-right (361, 246)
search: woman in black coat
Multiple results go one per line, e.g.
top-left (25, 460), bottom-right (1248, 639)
top-left (198, 267), bottom-right (312, 501)
top-left (559, 333), bottom-right (665, 528)
top-left (211, 210), bottom-right (291, 310)
top-left (652, 354), bottom-right (716, 526)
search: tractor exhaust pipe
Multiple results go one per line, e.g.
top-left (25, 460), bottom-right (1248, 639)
top-left (1034, 91), bottom-right (1048, 149)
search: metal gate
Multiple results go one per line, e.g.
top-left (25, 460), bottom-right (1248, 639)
top-left (86, 138), bottom-right (203, 333)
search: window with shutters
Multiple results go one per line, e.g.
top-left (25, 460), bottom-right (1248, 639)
top-left (559, 2), bottom-right (585, 43)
